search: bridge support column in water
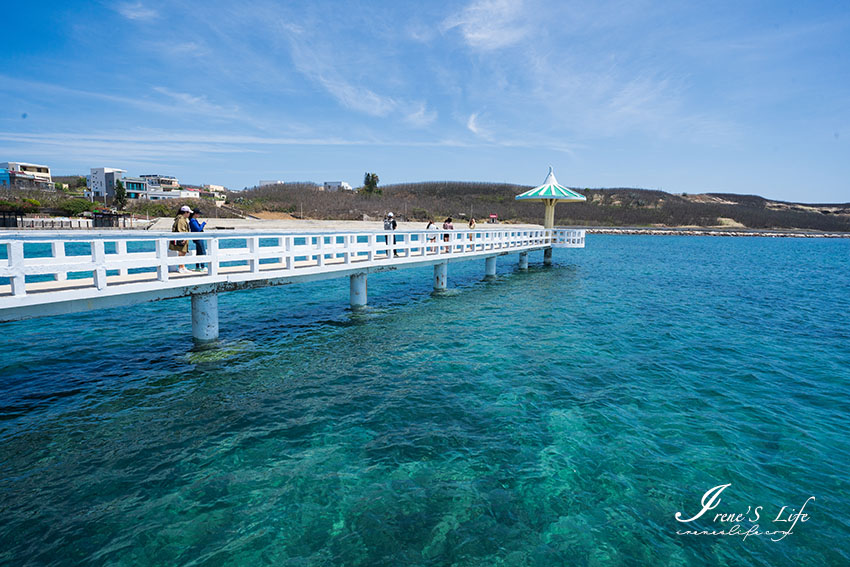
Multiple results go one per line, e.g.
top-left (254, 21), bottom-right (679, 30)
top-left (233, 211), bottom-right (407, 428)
top-left (191, 292), bottom-right (219, 343)
top-left (350, 273), bottom-right (367, 307)
top-left (485, 256), bottom-right (497, 277)
top-left (543, 247), bottom-right (553, 266)
top-left (519, 252), bottom-right (529, 270)
top-left (434, 262), bottom-right (447, 291)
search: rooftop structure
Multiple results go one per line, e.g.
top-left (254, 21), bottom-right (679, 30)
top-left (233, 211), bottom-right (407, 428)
top-left (0, 162), bottom-right (52, 184)
top-left (140, 174), bottom-right (179, 188)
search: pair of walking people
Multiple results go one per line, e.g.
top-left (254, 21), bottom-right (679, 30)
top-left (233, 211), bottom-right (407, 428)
top-left (169, 205), bottom-right (207, 273)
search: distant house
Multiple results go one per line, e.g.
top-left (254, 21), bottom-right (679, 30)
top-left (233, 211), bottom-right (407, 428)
top-left (259, 180), bottom-right (285, 187)
top-left (87, 167), bottom-right (126, 199)
top-left (140, 174), bottom-right (179, 189)
top-left (114, 174), bottom-right (200, 201)
top-left (201, 184), bottom-right (227, 205)
top-left (1, 161), bottom-right (53, 190)
top-left (323, 181), bottom-right (353, 192)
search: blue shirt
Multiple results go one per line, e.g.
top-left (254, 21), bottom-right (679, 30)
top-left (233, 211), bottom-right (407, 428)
top-left (189, 218), bottom-right (206, 232)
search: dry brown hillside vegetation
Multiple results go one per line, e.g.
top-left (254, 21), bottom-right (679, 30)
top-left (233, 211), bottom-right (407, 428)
top-left (227, 182), bottom-right (850, 232)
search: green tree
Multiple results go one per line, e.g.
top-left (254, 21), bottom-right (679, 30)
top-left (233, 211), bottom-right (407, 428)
top-left (360, 172), bottom-right (381, 196)
top-left (114, 179), bottom-right (127, 210)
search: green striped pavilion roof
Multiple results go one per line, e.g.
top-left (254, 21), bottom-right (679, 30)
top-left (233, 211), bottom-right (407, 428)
top-left (515, 167), bottom-right (586, 202)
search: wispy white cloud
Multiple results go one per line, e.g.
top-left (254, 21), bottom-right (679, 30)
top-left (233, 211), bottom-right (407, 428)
top-left (405, 103), bottom-right (438, 127)
top-left (466, 113), bottom-right (482, 135)
top-left (442, 0), bottom-right (530, 50)
top-left (115, 1), bottom-right (159, 21)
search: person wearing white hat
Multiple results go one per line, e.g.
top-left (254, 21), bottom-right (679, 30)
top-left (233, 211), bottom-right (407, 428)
top-left (169, 205), bottom-right (193, 273)
top-left (383, 212), bottom-right (398, 257)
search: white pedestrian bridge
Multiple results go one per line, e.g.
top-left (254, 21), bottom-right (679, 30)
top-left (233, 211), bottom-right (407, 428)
top-left (0, 227), bottom-right (585, 342)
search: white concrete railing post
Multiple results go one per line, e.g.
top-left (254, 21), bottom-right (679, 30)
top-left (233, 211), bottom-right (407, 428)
top-left (344, 235), bottom-right (352, 265)
top-left (350, 273), bottom-right (367, 307)
top-left (8, 241), bottom-right (26, 296)
top-left (208, 238), bottom-right (219, 276)
top-left (316, 236), bottom-right (325, 267)
top-left (92, 240), bottom-right (107, 290)
top-left (51, 240), bottom-right (67, 281)
top-left (284, 236), bottom-right (292, 270)
top-left (248, 236), bottom-right (260, 273)
top-left (116, 240), bottom-right (128, 276)
top-left (156, 238), bottom-right (168, 281)
top-left (191, 292), bottom-right (219, 343)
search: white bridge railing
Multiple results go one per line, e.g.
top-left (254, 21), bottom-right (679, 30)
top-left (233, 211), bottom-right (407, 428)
top-left (551, 228), bottom-right (585, 248)
top-left (0, 228), bottom-right (586, 299)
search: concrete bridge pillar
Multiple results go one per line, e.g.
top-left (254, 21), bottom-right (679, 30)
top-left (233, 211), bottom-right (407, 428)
top-left (191, 292), bottom-right (219, 343)
top-left (350, 273), bottom-right (367, 307)
top-left (485, 256), bottom-right (497, 277)
top-left (434, 262), bottom-right (448, 291)
top-left (519, 252), bottom-right (529, 270)
top-left (543, 248), bottom-right (553, 266)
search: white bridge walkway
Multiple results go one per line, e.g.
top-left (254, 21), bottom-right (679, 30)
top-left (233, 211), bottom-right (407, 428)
top-left (0, 227), bottom-right (585, 342)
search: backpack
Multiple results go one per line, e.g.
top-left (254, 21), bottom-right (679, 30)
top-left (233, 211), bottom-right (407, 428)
top-left (383, 218), bottom-right (393, 230)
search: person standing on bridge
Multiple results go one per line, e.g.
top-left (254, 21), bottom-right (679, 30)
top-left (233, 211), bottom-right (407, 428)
top-left (169, 205), bottom-right (192, 273)
top-left (442, 217), bottom-right (454, 253)
top-left (383, 212), bottom-right (398, 257)
top-left (189, 209), bottom-right (207, 272)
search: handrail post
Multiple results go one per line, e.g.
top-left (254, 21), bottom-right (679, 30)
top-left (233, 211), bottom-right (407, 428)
top-left (156, 238), bottom-right (168, 281)
top-left (116, 240), bottom-right (128, 276)
top-left (344, 235), bottom-right (352, 264)
top-left (248, 236), bottom-right (259, 272)
top-left (51, 241), bottom-right (67, 281)
top-left (208, 238), bottom-right (219, 276)
top-left (8, 241), bottom-right (26, 296)
top-left (92, 240), bottom-right (107, 290)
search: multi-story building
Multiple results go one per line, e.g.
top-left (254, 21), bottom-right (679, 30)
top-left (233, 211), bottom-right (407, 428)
top-left (0, 162), bottom-right (53, 190)
top-left (140, 174), bottom-right (179, 189)
top-left (323, 181), bottom-right (353, 192)
top-left (122, 176), bottom-right (199, 201)
top-left (122, 177), bottom-right (149, 200)
top-left (1, 162), bottom-right (52, 184)
top-left (87, 167), bottom-right (126, 199)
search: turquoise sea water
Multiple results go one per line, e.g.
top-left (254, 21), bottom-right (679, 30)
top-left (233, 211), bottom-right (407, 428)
top-left (1, 235), bottom-right (848, 566)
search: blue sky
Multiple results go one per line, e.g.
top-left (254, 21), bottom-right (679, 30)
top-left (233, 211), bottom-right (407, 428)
top-left (1, 0), bottom-right (848, 202)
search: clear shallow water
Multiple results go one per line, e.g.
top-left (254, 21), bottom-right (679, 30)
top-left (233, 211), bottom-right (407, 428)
top-left (1, 235), bottom-right (848, 566)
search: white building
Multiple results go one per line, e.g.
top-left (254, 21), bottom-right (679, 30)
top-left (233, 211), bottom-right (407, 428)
top-left (323, 181), bottom-right (354, 192)
top-left (1, 162), bottom-right (53, 189)
top-left (140, 174), bottom-right (179, 189)
top-left (123, 176), bottom-right (197, 200)
top-left (259, 180), bottom-right (285, 187)
top-left (87, 167), bottom-right (126, 199)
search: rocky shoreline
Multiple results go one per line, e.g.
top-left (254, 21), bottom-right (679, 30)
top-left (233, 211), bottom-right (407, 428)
top-left (584, 227), bottom-right (849, 238)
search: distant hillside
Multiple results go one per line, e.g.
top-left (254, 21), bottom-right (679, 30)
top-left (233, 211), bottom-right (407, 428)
top-left (229, 182), bottom-right (850, 232)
